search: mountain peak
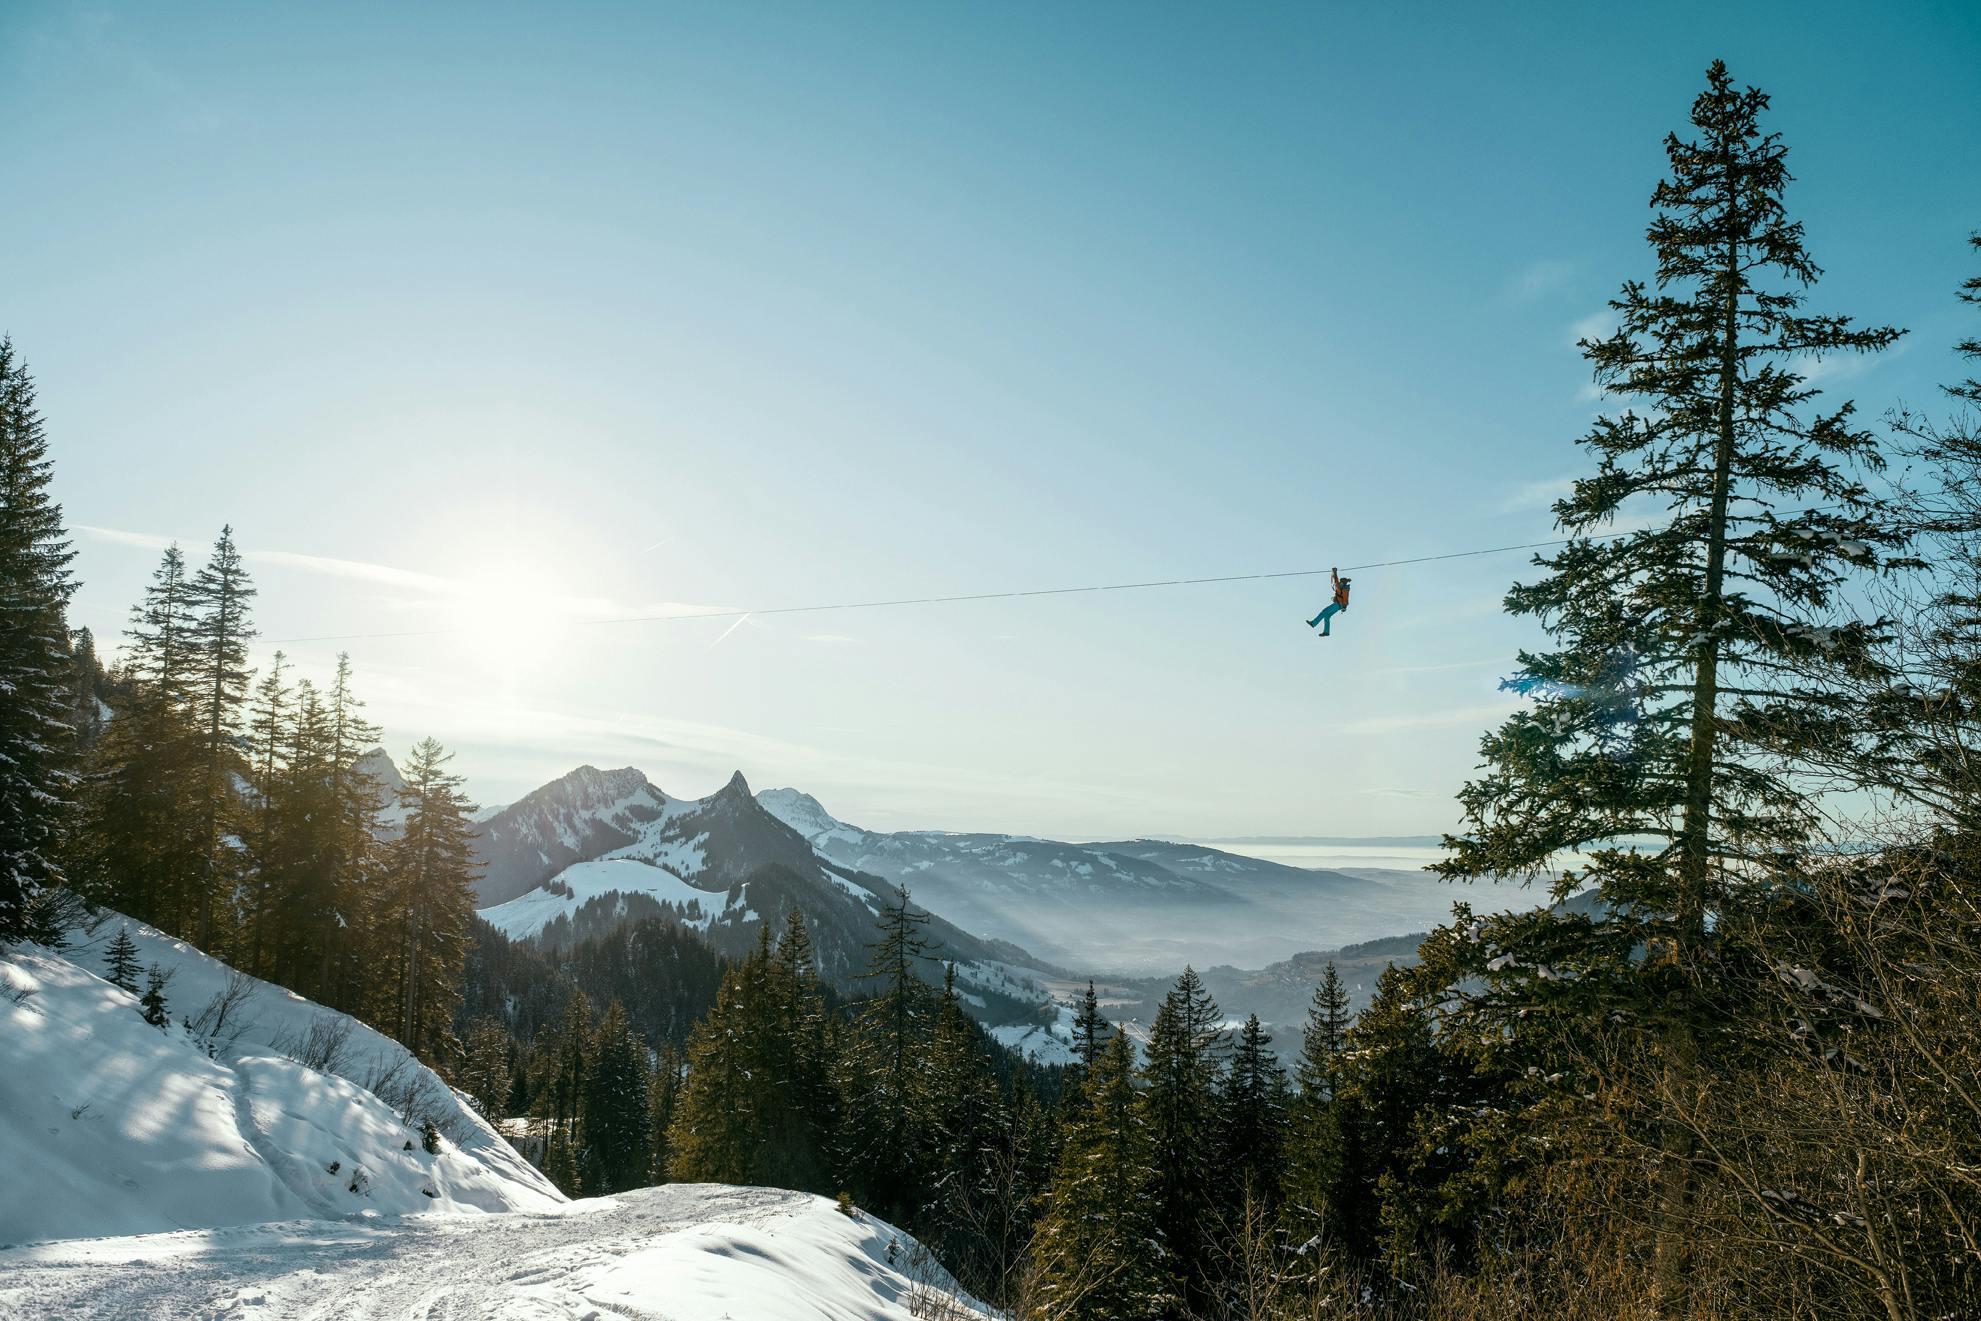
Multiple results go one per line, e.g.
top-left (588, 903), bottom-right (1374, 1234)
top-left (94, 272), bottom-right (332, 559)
top-left (756, 786), bottom-right (858, 844)
top-left (719, 769), bottom-right (752, 798)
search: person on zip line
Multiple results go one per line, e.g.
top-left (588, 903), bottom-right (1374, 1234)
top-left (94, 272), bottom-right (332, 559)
top-left (1306, 568), bottom-right (1350, 637)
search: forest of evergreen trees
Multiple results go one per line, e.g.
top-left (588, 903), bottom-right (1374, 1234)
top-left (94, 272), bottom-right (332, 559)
top-left (2, 61), bottom-right (1979, 1319)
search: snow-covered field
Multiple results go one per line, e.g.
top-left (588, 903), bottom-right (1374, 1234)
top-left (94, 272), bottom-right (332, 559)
top-left (0, 1184), bottom-right (986, 1320)
top-left (0, 916), bottom-right (560, 1247)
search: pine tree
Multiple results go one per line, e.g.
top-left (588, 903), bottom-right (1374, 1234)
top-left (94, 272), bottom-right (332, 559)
top-left (457, 1016), bottom-right (514, 1119)
top-left (1432, 64), bottom-right (1906, 1296)
top-left (261, 676), bottom-right (339, 998)
top-left (761, 907), bottom-right (834, 1188)
top-left (581, 999), bottom-right (652, 1193)
top-left (1283, 961), bottom-right (1354, 1252)
top-left (1071, 979), bottom-right (1110, 1072)
top-left (1295, 963), bottom-right (1352, 1103)
top-left (837, 889), bottom-right (935, 1218)
top-left (187, 525), bottom-right (256, 949)
top-left (139, 964), bottom-right (170, 1029)
top-left (1137, 967), bottom-right (1227, 1315)
top-left (66, 626), bottom-right (106, 752)
top-left (0, 341), bottom-right (77, 945)
top-left (102, 925), bottom-right (142, 992)
top-left (646, 1045), bottom-right (683, 1185)
top-left (920, 963), bottom-right (1006, 1274)
top-left (1220, 1014), bottom-right (1289, 1209)
top-left (548, 987), bottom-right (593, 1153)
top-left (1032, 1031), bottom-right (1174, 1320)
top-left (240, 652), bottom-right (290, 976)
top-left (318, 654), bottom-right (382, 1007)
top-left (82, 545), bottom-right (205, 931)
top-left (379, 738), bottom-right (479, 1061)
top-left (668, 944), bottom-right (770, 1183)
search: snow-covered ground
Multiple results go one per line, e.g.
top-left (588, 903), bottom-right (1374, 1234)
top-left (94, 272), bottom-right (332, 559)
top-left (0, 915), bottom-right (560, 1247)
top-left (0, 1185), bottom-right (985, 1320)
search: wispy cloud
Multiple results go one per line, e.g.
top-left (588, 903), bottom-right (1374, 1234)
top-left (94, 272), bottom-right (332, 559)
top-left (1345, 702), bottom-right (1519, 736)
top-left (1371, 657), bottom-right (1508, 677)
top-left (76, 524), bottom-right (725, 624)
top-left (1507, 258), bottom-right (1576, 304)
top-left (1569, 310), bottom-right (1614, 347)
top-left (245, 549), bottom-right (458, 595)
top-left (74, 524), bottom-right (176, 551)
top-left (1499, 475), bottom-right (1577, 514)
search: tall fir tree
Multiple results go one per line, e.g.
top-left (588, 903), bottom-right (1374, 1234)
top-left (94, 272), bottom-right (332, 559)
top-left (1295, 962), bottom-right (1352, 1103)
top-left (646, 1045), bottom-right (683, 1185)
top-left (187, 525), bottom-right (256, 950)
top-left (80, 545), bottom-right (205, 931)
top-left (1283, 961), bottom-right (1355, 1253)
top-left (919, 963), bottom-right (1007, 1276)
top-left (761, 907), bottom-right (835, 1189)
top-left (240, 651), bottom-right (291, 975)
top-left (668, 937), bottom-right (773, 1184)
top-left (1070, 979), bottom-right (1109, 1074)
top-left (1032, 1030), bottom-right (1173, 1321)
top-left (1219, 1014), bottom-right (1289, 1210)
top-left (837, 889), bottom-right (935, 1219)
top-left (581, 999), bottom-right (652, 1193)
top-left (0, 340), bottom-right (77, 944)
top-left (1431, 63), bottom-right (1905, 1296)
top-left (1137, 967), bottom-right (1227, 1316)
top-left (379, 737), bottom-right (479, 1062)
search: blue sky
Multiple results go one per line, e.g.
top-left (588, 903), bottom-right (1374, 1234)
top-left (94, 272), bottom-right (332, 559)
top-left (4, 2), bottom-right (1978, 837)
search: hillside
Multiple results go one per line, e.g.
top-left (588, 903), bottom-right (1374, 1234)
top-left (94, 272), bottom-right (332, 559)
top-left (0, 914), bottom-right (562, 1247)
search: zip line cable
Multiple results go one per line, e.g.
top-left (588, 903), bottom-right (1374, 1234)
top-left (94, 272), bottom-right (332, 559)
top-left (258, 532), bottom-right (1608, 646)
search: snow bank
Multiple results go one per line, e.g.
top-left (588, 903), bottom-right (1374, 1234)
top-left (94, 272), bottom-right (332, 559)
top-left (0, 915), bottom-right (561, 1247)
top-left (0, 1185), bottom-right (988, 1320)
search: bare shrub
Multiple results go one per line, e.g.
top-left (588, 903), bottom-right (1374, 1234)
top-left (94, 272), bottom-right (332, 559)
top-left (360, 1048), bottom-right (463, 1141)
top-left (270, 1013), bottom-right (355, 1075)
top-left (182, 969), bottom-right (260, 1058)
top-left (899, 1239), bottom-right (982, 1320)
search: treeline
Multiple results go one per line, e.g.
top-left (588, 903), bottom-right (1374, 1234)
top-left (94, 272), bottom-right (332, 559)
top-left (65, 533), bottom-right (483, 1059)
top-left (0, 356), bottom-right (481, 1061)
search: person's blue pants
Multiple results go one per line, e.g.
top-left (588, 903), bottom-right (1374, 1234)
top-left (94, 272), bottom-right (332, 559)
top-left (1308, 602), bottom-right (1343, 634)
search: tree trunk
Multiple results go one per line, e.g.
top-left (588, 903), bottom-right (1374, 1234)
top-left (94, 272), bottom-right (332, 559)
top-left (1658, 136), bottom-right (1744, 1313)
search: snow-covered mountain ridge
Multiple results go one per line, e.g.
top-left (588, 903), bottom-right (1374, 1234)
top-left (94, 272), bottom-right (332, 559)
top-left (0, 914), bottom-right (561, 1248)
top-left (471, 768), bottom-right (1077, 1061)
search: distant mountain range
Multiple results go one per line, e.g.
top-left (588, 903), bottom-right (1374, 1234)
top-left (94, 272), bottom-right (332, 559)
top-left (754, 787), bottom-right (1504, 974)
top-left (429, 761), bottom-right (1551, 1064)
top-left (462, 766), bottom-right (1068, 1056)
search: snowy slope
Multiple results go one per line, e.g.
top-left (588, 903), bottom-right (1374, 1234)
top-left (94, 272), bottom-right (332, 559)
top-left (0, 1184), bottom-right (987, 1320)
top-left (481, 856), bottom-right (737, 940)
top-left (0, 917), bottom-right (561, 1247)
